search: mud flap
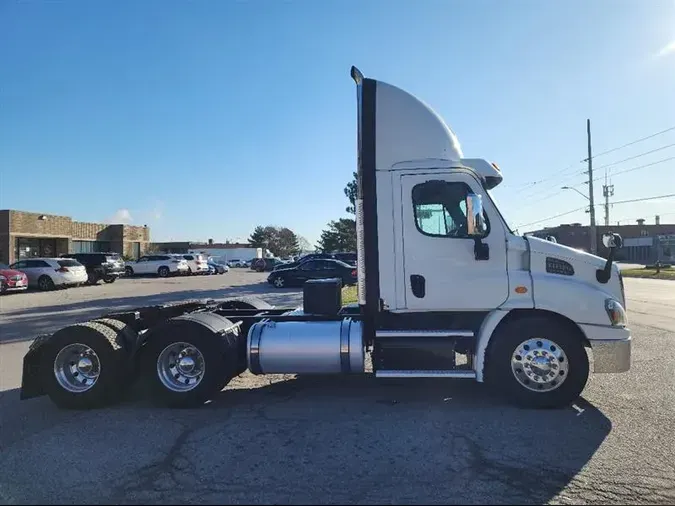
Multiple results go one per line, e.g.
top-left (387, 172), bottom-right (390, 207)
top-left (20, 334), bottom-right (52, 400)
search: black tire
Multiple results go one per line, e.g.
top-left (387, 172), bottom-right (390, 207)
top-left (158, 266), bottom-right (170, 278)
top-left (93, 318), bottom-right (141, 387)
top-left (484, 316), bottom-right (589, 409)
top-left (125, 266), bottom-right (134, 277)
top-left (88, 272), bottom-right (100, 285)
top-left (37, 275), bottom-right (55, 291)
top-left (103, 277), bottom-right (116, 284)
top-left (40, 321), bottom-right (130, 409)
top-left (141, 318), bottom-right (240, 408)
top-left (187, 266), bottom-right (193, 275)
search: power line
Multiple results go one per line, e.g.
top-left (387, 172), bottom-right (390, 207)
top-left (573, 156), bottom-right (675, 187)
top-left (507, 126), bottom-right (675, 193)
top-left (587, 126), bottom-right (675, 161)
top-left (515, 193), bottom-right (675, 230)
top-left (610, 193), bottom-right (675, 206)
top-left (592, 143), bottom-right (675, 172)
top-left (614, 211), bottom-right (675, 225)
top-left (516, 207), bottom-right (586, 229)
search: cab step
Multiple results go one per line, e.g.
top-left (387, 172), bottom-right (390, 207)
top-left (374, 328), bottom-right (475, 371)
top-left (376, 329), bottom-right (474, 338)
top-left (375, 369), bottom-right (476, 379)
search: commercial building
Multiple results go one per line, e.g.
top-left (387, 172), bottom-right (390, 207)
top-left (0, 209), bottom-right (151, 264)
top-left (527, 218), bottom-right (675, 264)
top-left (151, 241), bottom-right (270, 262)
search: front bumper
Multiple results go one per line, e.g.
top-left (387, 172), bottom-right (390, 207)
top-left (2, 283), bottom-right (28, 292)
top-left (103, 268), bottom-right (125, 278)
top-left (580, 324), bottom-right (632, 373)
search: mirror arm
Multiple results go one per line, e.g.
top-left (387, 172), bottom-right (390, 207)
top-left (473, 237), bottom-right (490, 261)
top-left (596, 248), bottom-right (616, 284)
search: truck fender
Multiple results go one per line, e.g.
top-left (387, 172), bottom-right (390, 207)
top-left (474, 309), bottom-right (510, 383)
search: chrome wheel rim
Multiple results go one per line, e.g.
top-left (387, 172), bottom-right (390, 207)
top-left (511, 338), bottom-right (569, 392)
top-left (274, 277), bottom-right (284, 287)
top-left (156, 342), bottom-right (205, 392)
top-left (39, 277), bottom-right (51, 290)
top-left (53, 343), bottom-right (101, 393)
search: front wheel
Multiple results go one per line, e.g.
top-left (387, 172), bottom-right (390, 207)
top-left (125, 266), bottom-right (134, 277)
top-left (103, 277), bottom-right (116, 284)
top-left (272, 276), bottom-right (285, 288)
top-left (484, 316), bottom-right (589, 409)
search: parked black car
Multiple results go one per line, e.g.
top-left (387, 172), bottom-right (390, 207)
top-left (267, 259), bottom-right (357, 288)
top-left (60, 252), bottom-right (126, 285)
top-left (272, 252), bottom-right (357, 272)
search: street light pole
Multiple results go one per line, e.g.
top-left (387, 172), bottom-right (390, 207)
top-left (561, 186), bottom-right (590, 202)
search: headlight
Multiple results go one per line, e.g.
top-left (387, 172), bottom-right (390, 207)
top-left (605, 299), bottom-right (627, 327)
top-left (0, 275), bottom-right (6, 281)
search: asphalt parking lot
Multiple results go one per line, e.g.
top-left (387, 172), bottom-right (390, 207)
top-left (0, 274), bottom-right (673, 505)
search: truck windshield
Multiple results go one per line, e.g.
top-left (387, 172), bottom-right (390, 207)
top-left (486, 189), bottom-right (516, 235)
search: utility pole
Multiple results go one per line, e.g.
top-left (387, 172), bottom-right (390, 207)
top-left (586, 119), bottom-right (597, 255)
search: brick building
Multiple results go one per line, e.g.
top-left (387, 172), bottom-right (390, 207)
top-left (527, 219), bottom-right (675, 264)
top-left (0, 209), bottom-right (151, 264)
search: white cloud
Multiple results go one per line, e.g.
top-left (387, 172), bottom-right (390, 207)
top-left (656, 39), bottom-right (675, 58)
top-left (107, 208), bottom-right (133, 224)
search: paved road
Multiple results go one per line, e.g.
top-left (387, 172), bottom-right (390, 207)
top-left (623, 277), bottom-right (675, 333)
top-left (0, 277), bottom-right (673, 504)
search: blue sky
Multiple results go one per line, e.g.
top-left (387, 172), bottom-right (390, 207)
top-left (1, 0), bottom-right (674, 245)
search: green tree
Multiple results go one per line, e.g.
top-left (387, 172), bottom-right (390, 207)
top-left (248, 225), bottom-right (301, 257)
top-left (344, 171), bottom-right (357, 214)
top-left (317, 172), bottom-right (359, 252)
top-left (248, 226), bottom-right (275, 249)
top-left (275, 227), bottom-right (300, 257)
top-left (316, 218), bottom-right (357, 253)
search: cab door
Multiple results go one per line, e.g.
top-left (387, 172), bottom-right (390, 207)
top-left (400, 172), bottom-right (509, 311)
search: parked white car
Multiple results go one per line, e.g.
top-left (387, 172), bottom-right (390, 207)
top-left (227, 259), bottom-right (247, 268)
top-left (124, 254), bottom-right (188, 278)
top-left (177, 253), bottom-right (210, 275)
top-left (9, 257), bottom-right (88, 291)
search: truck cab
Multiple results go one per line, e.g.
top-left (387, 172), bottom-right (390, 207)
top-left (350, 66), bottom-right (630, 406)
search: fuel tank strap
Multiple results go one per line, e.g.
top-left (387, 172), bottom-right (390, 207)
top-left (248, 320), bottom-right (265, 374)
top-left (340, 318), bottom-right (352, 373)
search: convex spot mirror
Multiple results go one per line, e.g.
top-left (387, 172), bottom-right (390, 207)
top-left (602, 233), bottom-right (623, 249)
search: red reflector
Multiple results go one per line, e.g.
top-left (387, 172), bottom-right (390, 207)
top-left (351, 269), bottom-right (357, 277)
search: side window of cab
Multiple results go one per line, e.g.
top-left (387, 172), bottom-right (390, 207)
top-left (412, 180), bottom-right (488, 238)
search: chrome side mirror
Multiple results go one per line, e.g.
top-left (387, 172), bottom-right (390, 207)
top-left (466, 194), bottom-right (487, 237)
top-left (602, 232), bottom-right (623, 249)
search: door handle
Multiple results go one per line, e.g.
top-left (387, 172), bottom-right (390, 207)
top-left (410, 274), bottom-right (426, 298)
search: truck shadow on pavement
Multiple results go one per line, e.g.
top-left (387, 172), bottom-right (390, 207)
top-left (0, 374), bottom-right (612, 505)
top-left (0, 283), bottom-right (302, 344)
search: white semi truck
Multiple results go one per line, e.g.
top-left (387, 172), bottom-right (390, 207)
top-left (20, 67), bottom-right (630, 410)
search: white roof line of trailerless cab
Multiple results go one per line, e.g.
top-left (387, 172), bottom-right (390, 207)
top-left (373, 78), bottom-right (503, 187)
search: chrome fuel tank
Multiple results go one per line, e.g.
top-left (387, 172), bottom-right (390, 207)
top-left (247, 318), bottom-right (363, 374)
